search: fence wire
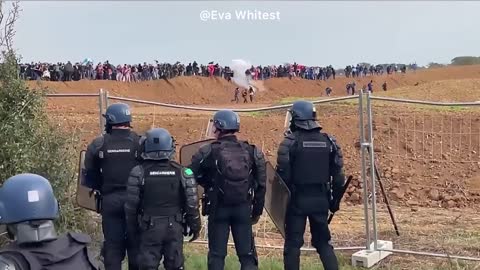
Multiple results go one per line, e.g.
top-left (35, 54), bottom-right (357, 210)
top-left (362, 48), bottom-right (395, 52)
top-left (41, 90), bottom-right (480, 264)
top-left (369, 95), bottom-right (480, 261)
top-left (126, 97), bottom-right (366, 254)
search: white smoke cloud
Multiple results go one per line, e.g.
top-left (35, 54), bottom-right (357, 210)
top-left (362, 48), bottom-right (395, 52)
top-left (231, 59), bottom-right (252, 89)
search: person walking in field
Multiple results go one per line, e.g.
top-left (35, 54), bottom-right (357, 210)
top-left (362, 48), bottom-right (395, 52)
top-left (249, 86), bottom-right (255, 102)
top-left (242, 89), bottom-right (248, 103)
top-left (232, 87), bottom-right (240, 103)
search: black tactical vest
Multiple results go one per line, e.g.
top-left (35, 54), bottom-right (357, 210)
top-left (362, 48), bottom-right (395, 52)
top-left (141, 162), bottom-right (183, 217)
top-left (292, 130), bottom-right (331, 186)
top-left (0, 233), bottom-right (98, 270)
top-left (99, 131), bottom-right (138, 193)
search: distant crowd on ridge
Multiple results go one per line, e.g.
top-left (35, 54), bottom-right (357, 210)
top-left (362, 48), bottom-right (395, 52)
top-left (18, 60), bottom-right (416, 82)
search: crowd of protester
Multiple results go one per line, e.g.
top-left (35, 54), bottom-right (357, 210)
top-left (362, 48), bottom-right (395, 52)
top-left (18, 60), bottom-right (413, 82)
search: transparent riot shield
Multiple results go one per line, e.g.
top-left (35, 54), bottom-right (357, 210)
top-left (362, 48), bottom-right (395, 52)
top-left (204, 119), bottom-right (216, 139)
top-left (179, 139), bottom-right (216, 237)
top-left (179, 139), bottom-right (216, 166)
top-left (0, 225), bottom-right (5, 235)
top-left (76, 150), bottom-right (97, 212)
top-left (264, 161), bottom-right (291, 238)
top-left (179, 139), bottom-right (216, 200)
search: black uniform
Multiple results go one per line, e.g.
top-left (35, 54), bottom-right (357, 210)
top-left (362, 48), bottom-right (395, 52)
top-left (124, 160), bottom-right (200, 270)
top-left (276, 128), bottom-right (345, 270)
top-left (0, 233), bottom-right (98, 270)
top-left (190, 135), bottom-right (267, 270)
top-left (84, 129), bottom-right (141, 270)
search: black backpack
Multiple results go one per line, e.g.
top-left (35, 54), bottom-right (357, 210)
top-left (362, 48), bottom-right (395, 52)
top-left (214, 140), bottom-right (253, 205)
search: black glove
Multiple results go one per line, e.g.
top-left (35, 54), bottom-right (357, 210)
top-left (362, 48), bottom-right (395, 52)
top-left (251, 215), bottom-right (261, 225)
top-left (186, 216), bottom-right (201, 242)
top-left (188, 228), bottom-right (200, 242)
top-left (183, 222), bottom-right (189, 237)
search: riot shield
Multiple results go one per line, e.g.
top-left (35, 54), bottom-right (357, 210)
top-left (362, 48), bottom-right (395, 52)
top-left (264, 161), bottom-right (291, 238)
top-left (76, 150), bottom-right (97, 212)
top-left (0, 225), bottom-right (6, 235)
top-left (179, 139), bottom-right (216, 166)
top-left (179, 139), bottom-right (216, 201)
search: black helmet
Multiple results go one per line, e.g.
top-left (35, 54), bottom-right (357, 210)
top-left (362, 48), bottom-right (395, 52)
top-left (290, 100), bottom-right (316, 121)
top-left (104, 103), bottom-right (132, 125)
top-left (213, 110), bottom-right (240, 132)
top-left (142, 128), bottom-right (175, 160)
top-left (286, 100), bottom-right (320, 131)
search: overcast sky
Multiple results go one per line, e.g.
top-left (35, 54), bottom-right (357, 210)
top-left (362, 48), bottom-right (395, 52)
top-left (12, 1), bottom-right (480, 68)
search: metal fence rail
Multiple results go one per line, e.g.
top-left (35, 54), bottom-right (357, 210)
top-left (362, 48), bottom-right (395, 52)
top-left (108, 95), bottom-right (358, 112)
top-left (370, 96), bottom-right (480, 106)
top-left (40, 88), bottom-right (480, 264)
top-left (45, 93), bottom-right (100, 97)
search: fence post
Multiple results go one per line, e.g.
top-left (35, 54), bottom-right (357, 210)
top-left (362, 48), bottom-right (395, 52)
top-left (358, 90), bottom-right (371, 250)
top-left (99, 88), bottom-right (105, 135)
top-left (104, 89), bottom-right (109, 108)
top-left (366, 91), bottom-right (379, 250)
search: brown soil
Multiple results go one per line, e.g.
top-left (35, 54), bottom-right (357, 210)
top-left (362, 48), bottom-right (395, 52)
top-left (42, 65), bottom-right (480, 266)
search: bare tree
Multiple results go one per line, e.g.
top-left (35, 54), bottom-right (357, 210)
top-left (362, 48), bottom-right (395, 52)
top-left (0, 1), bottom-right (20, 53)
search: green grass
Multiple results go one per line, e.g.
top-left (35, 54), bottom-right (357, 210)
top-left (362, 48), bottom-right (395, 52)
top-left (117, 243), bottom-right (480, 270)
top-left (184, 251), bottom-right (357, 270)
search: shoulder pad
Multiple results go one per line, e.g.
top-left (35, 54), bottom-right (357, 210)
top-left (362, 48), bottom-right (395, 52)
top-left (183, 167), bottom-right (195, 178)
top-left (170, 160), bottom-right (182, 169)
top-left (198, 143), bottom-right (212, 158)
top-left (251, 145), bottom-right (264, 159)
top-left (91, 136), bottom-right (104, 149)
top-left (183, 168), bottom-right (194, 178)
top-left (138, 135), bottom-right (146, 145)
top-left (169, 162), bottom-right (194, 178)
top-left (68, 232), bottom-right (92, 244)
top-left (0, 254), bottom-right (18, 270)
top-left (130, 165), bottom-right (144, 178)
top-left (130, 131), bottom-right (140, 137)
top-left (284, 132), bottom-right (296, 140)
top-left (327, 135), bottom-right (339, 148)
top-left (130, 131), bottom-right (141, 141)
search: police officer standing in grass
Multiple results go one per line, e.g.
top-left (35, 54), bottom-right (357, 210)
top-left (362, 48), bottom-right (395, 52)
top-left (0, 173), bottom-right (99, 270)
top-left (83, 103), bottom-right (141, 270)
top-left (125, 128), bottom-right (201, 270)
top-left (189, 110), bottom-right (267, 270)
top-left (276, 100), bottom-right (346, 270)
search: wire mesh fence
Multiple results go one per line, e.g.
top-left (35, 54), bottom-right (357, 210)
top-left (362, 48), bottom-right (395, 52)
top-left (40, 89), bottom-right (480, 264)
top-left (369, 95), bottom-right (480, 261)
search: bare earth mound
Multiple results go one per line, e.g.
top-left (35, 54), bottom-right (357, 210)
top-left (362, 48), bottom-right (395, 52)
top-left (41, 65), bottom-right (480, 267)
top-left (379, 78), bottom-right (480, 102)
top-left (32, 65), bottom-right (480, 111)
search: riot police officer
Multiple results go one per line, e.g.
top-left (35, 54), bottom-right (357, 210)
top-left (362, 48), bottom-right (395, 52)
top-left (83, 102), bottom-right (140, 270)
top-left (0, 173), bottom-right (99, 270)
top-left (189, 110), bottom-right (267, 270)
top-left (125, 128), bottom-right (201, 270)
top-left (276, 100), bottom-right (345, 270)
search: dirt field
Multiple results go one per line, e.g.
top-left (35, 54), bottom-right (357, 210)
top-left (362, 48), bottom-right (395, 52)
top-left (40, 65), bottom-right (480, 268)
